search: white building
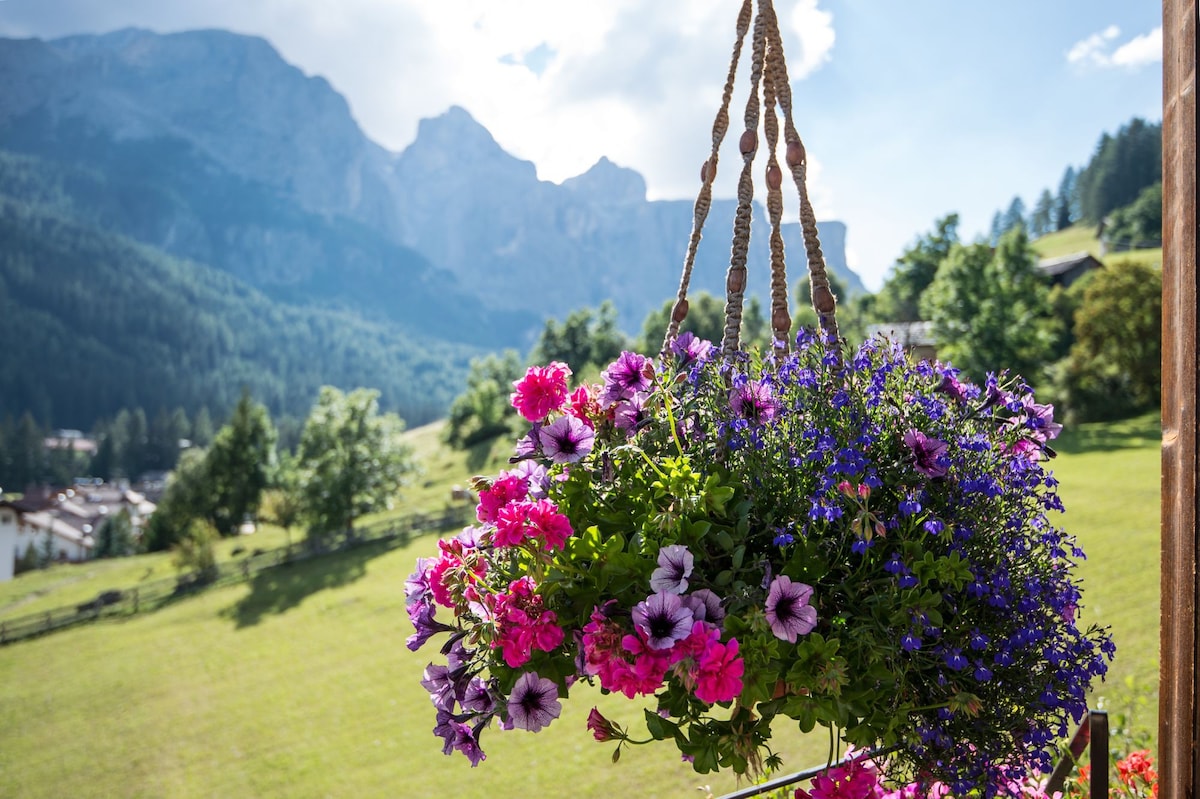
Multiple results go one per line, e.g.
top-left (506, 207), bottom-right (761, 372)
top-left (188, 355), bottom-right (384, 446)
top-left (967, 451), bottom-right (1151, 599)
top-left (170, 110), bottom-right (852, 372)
top-left (0, 485), bottom-right (156, 582)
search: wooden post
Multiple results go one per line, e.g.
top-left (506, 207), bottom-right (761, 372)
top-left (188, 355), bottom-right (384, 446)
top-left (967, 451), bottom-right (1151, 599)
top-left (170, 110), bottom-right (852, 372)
top-left (1159, 1), bottom-right (1198, 796)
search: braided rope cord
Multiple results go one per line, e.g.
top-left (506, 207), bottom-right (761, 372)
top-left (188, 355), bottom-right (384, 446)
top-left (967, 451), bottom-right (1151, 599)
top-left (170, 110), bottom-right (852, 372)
top-left (720, 1), bottom-right (769, 358)
top-left (760, 20), bottom-right (791, 358)
top-left (760, 0), bottom-right (840, 346)
top-left (661, 0), bottom-right (754, 356)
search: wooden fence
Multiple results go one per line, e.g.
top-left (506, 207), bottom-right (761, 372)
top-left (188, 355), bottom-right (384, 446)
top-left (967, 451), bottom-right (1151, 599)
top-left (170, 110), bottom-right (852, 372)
top-left (0, 506), bottom-right (472, 647)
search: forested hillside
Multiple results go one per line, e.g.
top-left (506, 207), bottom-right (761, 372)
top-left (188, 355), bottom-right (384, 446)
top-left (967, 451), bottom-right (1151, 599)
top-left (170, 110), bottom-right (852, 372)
top-left (0, 197), bottom-right (478, 429)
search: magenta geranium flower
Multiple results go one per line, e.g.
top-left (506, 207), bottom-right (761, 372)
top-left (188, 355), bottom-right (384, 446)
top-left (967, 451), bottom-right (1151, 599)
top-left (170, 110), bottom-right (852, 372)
top-left (903, 428), bottom-right (949, 478)
top-left (539, 414), bottom-right (595, 463)
top-left (510, 362), bottom-right (572, 423)
top-left (694, 636), bottom-right (744, 704)
top-left (507, 672), bottom-right (562, 732)
top-left (765, 576), bottom-right (817, 643)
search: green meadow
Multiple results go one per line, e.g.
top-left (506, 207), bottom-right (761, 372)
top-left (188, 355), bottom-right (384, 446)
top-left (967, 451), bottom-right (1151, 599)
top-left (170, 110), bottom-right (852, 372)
top-left (0, 414), bottom-right (1161, 797)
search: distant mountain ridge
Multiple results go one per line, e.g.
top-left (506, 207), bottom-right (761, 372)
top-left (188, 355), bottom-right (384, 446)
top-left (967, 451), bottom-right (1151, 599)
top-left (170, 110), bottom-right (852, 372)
top-left (0, 27), bottom-right (865, 427)
top-left (0, 28), bottom-right (863, 327)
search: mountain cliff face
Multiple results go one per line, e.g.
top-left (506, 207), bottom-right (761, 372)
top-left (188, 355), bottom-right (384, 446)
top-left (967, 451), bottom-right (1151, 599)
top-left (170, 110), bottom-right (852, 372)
top-left (0, 27), bottom-right (865, 384)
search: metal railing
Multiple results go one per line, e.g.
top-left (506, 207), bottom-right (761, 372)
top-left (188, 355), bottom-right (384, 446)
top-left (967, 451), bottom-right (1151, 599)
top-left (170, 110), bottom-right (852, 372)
top-left (717, 710), bottom-right (1108, 798)
top-left (0, 506), bottom-right (472, 647)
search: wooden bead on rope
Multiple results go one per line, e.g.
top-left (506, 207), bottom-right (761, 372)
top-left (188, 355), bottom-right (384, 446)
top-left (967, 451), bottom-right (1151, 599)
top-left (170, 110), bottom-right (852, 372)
top-left (671, 298), bottom-right (690, 324)
top-left (766, 163), bottom-right (782, 190)
top-left (739, 129), bottom-right (758, 156)
top-left (771, 307), bottom-right (791, 333)
top-left (811, 284), bottom-right (837, 314)
top-left (786, 140), bottom-right (805, 168)
top-left (727, 268), bottom-right (746, 294)
top-left (701, 158), bottom-right (715, 183)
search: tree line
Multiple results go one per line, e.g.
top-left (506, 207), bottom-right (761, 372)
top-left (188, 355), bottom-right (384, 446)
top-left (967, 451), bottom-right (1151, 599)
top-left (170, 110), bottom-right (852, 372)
top-left (989, 117), bottom-right (1162, 245)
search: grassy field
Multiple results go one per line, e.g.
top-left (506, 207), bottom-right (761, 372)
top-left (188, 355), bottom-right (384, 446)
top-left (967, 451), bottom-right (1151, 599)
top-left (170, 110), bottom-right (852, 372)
top-left (0, 414), bottom-right (1161, 797)
top-left (1033, 223), bottom-right (1162, 270)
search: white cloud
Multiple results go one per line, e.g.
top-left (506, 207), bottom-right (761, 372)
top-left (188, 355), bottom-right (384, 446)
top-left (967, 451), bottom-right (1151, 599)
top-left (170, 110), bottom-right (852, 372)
top-left (1067, 24), bottom-right (1160, 69)
top-left (788, 0), bottom-right (836, 79)
top-left (1112, 27), bottom-right (1163, 68)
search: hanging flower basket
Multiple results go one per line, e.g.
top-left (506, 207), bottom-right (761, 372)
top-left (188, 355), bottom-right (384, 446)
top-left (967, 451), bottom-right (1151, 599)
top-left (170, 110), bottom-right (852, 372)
top-left (406, 0), bottom-right (1113, 793)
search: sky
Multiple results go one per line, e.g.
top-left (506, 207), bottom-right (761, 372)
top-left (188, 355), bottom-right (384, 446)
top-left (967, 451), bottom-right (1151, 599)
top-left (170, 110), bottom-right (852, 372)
top-left (0, 1), bottom-right (1164, 291)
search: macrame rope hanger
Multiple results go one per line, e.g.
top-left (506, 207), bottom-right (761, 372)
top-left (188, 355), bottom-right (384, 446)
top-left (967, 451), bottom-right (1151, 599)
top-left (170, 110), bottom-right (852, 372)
top-left (662, 0), bottom-right (840, 361)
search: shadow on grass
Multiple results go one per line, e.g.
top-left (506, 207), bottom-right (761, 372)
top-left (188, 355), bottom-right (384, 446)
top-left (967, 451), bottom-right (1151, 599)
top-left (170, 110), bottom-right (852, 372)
top-left (1053, 411), bottom-right (1161, 455)
top-left (464, 433), bottom-right (506, 473)
top-left (222, 537), bottom-right (398, 629)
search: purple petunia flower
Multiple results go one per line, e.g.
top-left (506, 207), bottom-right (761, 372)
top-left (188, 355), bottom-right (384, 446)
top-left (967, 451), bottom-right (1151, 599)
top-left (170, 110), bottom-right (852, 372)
top-left (670, 331), bottom-right (714, 366)
top-left (730, 379), bottom-right (777, 423)
top-left (764, 576), bottom-right (817, 643)
top-left (405, 558), bottom-right (434, 607)
top-left (461, 677), bottom-right (496, 714)
top-left (684, 588), bottom-right (726, 624)
top-left (936, 372), bottom-right (968, 403)
top-left (600, 351), bottom-right (652, 406)
top-left (421, 663), bottom-right (459, 713)
top-left (507, 672), bottom-right (562, 732)
top-left (450, 720), bottom-right (487, 766)
top-left (650, 544), bottom-right (694, 594)
top-left (632, 591), bottom-right (695, 650)
top-left (613, 392), bottom-right (649, 435)
top-left (903, 429), bottom-right (949, 478)
top-left (508, 460), bottom-right (550, 499)
top-left (406, 599), bottom-right (454, 652)
top-left (1021, 399), bottom-right (1063, 443)
top-left (538, 414), bottom-right (595, 463)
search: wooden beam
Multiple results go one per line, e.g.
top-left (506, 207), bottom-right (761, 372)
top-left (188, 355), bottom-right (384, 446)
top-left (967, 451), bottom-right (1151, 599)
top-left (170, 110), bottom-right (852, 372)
top-left (1159, 1), bottom-right (1198, 797)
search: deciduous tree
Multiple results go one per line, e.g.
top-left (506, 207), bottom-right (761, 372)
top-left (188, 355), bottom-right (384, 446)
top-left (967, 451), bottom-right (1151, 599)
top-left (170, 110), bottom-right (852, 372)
top-left (296, 387), bottom-right (414, 542)
top-left (922, 227), bottom-right (1053, 385)
top-left (204, 390), bottom-right (277, 536)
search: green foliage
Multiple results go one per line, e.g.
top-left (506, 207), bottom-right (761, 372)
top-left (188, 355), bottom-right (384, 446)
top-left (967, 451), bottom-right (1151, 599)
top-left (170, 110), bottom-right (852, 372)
top-left (0, 194), bottom-right (478, 431)
top-left (637, 291), bottom-right (768, 354)
top-left (172, 519), bottom-right (219, 583)
top-left (0, 412), bottom-right (48, 489)
top-left (442, 351), bottom-right (525, 449)
top-left (204, 392), bottom-right (277, 536)
top-left (1029, 189), bottom-right (1055, 238)
top-left (1103, 182), bottom-right (1162, 249)
top-left (1076, 118), bottom-right (1162, 224)
top-left (869, 214), bottom-right (960, 323)
top-left (922, 227), bottom-right (1053, 385)
top-left (297, 387), bottom-right (415, 541)
top-left (261, 452), bottom-right (304, 547)
top-left (143, 449), bottom-right (211, 551)
top-left (93, 508), bottom-right (136, 558)
top-left (0, 413), bottom-right (1161, 798)
top-left (530, 301), bottom-right (627, 376)
top-left (1054, 260), bottom-right (1162, 422)
top-left (1055, 165), bottom-right (1080, 231)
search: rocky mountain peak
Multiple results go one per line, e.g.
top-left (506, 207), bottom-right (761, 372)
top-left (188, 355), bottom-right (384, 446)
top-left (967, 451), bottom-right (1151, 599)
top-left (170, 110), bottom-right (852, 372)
top-left (562, 156), bottom-right (647, 205)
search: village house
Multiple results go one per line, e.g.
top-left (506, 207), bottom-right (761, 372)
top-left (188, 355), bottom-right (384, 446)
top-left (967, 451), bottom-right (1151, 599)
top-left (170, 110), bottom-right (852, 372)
top-left (0, 484), bottom-right (157, 582)
top-left (1036, 251), bottom-right (1104, 288)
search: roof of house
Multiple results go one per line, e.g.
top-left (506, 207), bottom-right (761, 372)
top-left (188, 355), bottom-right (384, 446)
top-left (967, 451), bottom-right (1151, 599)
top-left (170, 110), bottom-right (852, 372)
top-left (8, 510), bottom-right (94, 549)
top-left (865, 320), bottom-right (937, 348)
top-left (1037, 251), bottom-right (1102, 278)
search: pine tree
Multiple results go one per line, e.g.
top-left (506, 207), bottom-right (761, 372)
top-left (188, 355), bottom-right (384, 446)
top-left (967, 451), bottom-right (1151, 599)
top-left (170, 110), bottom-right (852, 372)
top-left (1030, 190), bottom-right (1055, 238)
top-left (1055, 166), bottom-right (1078, 231)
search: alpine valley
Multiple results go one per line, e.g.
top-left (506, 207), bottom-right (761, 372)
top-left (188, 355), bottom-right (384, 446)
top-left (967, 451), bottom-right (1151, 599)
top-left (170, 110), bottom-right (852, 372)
top-left (0, 28), bottom-right (862, 429)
